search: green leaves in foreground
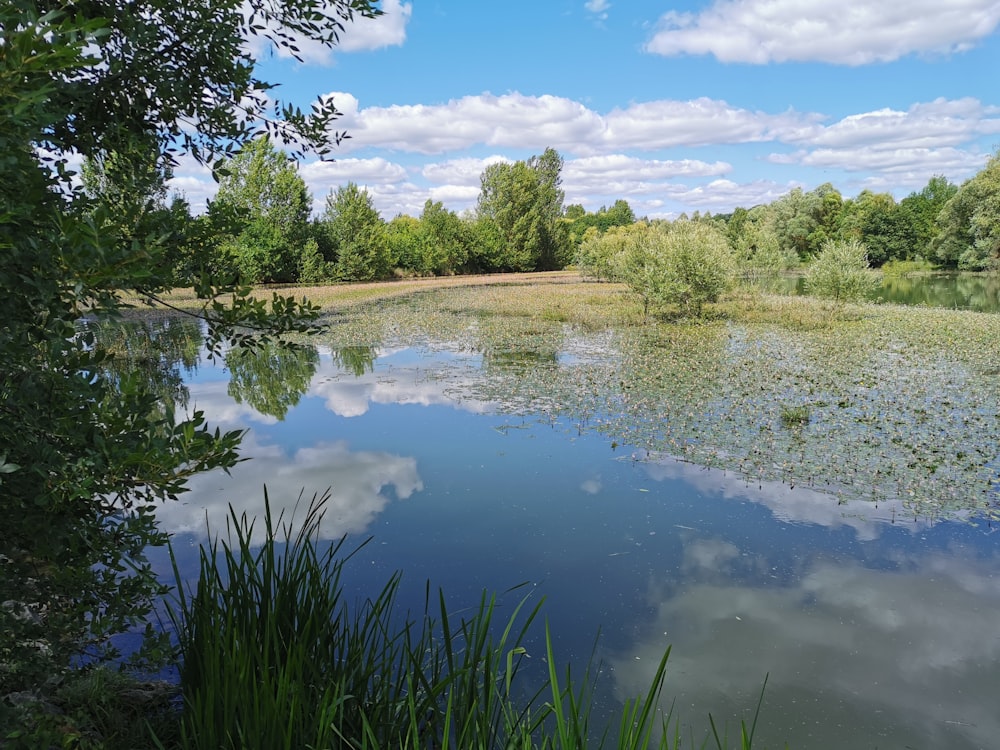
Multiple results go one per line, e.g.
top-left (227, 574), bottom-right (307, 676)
top-left (167, 491), bottom-right (772, 749)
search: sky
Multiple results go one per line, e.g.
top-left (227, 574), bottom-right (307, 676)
top-left (168, 0), bottom-right (1000, 221)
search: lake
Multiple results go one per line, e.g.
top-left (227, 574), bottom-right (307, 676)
top-left (133, 281), bottom-right (1000, 749)
top-left (770, 270), bottom-right (1000, 313)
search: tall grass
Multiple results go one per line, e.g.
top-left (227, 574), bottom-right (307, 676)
top-left (166, 490), bottom-right (774, 749)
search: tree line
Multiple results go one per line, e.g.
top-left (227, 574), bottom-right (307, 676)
top-left (86, 136), bottom-right (1000, 288)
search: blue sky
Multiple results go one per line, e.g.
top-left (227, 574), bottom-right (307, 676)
top-left (170, 0), bottom-right (1000, 220)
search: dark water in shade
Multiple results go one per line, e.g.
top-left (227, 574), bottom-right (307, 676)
top-left (149, 337), bottom-right (1000, 750)
top-left (770, 271), bottom-right (1000, 312)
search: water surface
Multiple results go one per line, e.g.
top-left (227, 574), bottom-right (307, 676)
top-left (771, 271), bottom-right (1000, 312)
top-left (155, 331), bottom-right (1000, 750)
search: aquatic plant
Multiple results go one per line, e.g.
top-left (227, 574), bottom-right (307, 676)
top-left (166, 491), bottom-right (772, 749)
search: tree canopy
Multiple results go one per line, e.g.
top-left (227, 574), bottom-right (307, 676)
top-left (476, 148), bottom-right (572, 271)
top-left (210, 137), bottom-right (312, 283)
top-left (0, 0), bottom-right (378, 695)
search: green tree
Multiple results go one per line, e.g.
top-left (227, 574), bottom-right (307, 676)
top-left (838, 190), bottom-right (914, 266)
top-left (899, 175), bottom-right (957, 261)
top-left (576, 223), bottom-right (646, 282)
top-left (210, 137), bottom-right (312, 283)
top-left (0, 0), bottom-right (374, 701)
top-left (621, 220), bottom-right (736, 317)
top-left (565, 199), bottom-right (637, 245)
top-left (321, 182), bottom-right (390, 281)
top-left (386, 214), bottom-right (428, 273)
top-left (805, 239), bottom-right (882, 303)
top-left (768, 183), bottom-right (843, 259)
top-left (476, 148), bottom-right (571, 271)
top-left (81, 136), bottom-right (200, 286)
top-left (931, 153), bottom-right (1000, 270)
top-left (729, 209), bottom-right (794, 279)
top-left (419, 199), bottom-right (470, 275)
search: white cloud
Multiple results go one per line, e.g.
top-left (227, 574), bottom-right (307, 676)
top-left (769, 145), bottom-right (988, 176)
top-left (422, 156), bottom-right (513, 185)
top-left (786, 98), bottom-right (1000, 150)
top-left (585, 0), bottom-right (610, 21)
top-left (307, 347), bottom-right (493, 417)
top-left (565, 154), bottom-right (731, 182)
top-left (603, 98), bottom-right (815, 150)
top-left (339, 0), bottom-right (412, 53)
top-left (300, 157), bottom-right (409, 206)
top-left (242, 0), bottom-right (411, 66)
top-left (161, 91), bottom-right (995, 219)
top-left (334, 92), bottom-right (608, 154)
top-left (328, 91), bottom-right (818, 156)
top-left (645, 0), bottom-right (1000, 65)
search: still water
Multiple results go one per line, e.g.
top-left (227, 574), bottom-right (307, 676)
top-left (152, 327), bottom-right (1000, 750)
top-left (772, 270), bottom-right (1000, 313)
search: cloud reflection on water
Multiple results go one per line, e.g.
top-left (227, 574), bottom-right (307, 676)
top-left (635, 450), bottom-right (936, 540)
top-left (157, 431), bottom-right (423, 542)
top-left (609, 454), bottom-right (1000, 749)
top-left (308, 346), bottom-right (496, 417)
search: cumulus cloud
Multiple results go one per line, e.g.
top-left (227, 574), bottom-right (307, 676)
top-left (329, 92), bottom-right (817, 155)
top-left (332, 92), bottom-right (607, 154)
top-left (565, 154), bottom-right (731, 183)
top-left (422, 156), bottom-right (513, 186)
top-left (339, 0), bottom-right (412, 53)
top-left (300, 157), bottom-right (410, 207)
top-left (769, 145), bottom-right (989, 176)
top-left (786, 98), bottom-right (1000, 150)
top-left (243, 0), bottom-right (411, 65)
top-left (160, 90), bottom-right (994, 219)
top-left (644, 0), bottom-right (1000, 65)
top-left (604, 98), bottom-right (814, 150)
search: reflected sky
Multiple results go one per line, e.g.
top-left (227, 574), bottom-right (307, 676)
top-left (168, 339), bottom-right (1000, 749)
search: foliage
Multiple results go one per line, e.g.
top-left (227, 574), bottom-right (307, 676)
top-left (729, 212), bottom-right (795, 279)
top-left (0, 0), bottom-right (371, 713)
top-left (837, 190), bottom-right (923, 266)
top-left (576, 223), bottom-right (648, 282)
top-left (419, 199), bottom-right (471, 275)
top-left (766, 184), bottom-right (843, 260)
top-left (477, 148), bottom-right (572, 272)
top-left (932, 152), bottom-right (1000, 270)
top-left (898, 175), bottom-right (957, 260)
top-left (0, 666), bottom-right (177, 750)
top-left (880, 258), bottom-right (937, 276)
top-left (297, 237), bottom-right (334, 283)
top-left (620, 221), bottom-right (737, 317)
top-left (778, 404), bottom-right (810, 428)
top-left (386, 214), bottom-right (430, 274)
top-left (209, 137), bottom-right (312, 283)
top-left (565, 199), bottom-right (637, 245)
top-left (805, 239), bottom-right (882, 303)
top-left (320, 182), bottom-right (391, 281)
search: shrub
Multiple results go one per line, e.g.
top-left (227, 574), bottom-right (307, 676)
top-left (805, 239), bottom-right (882, 303)
top-left (621, 221), bottom-right (736, 317)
